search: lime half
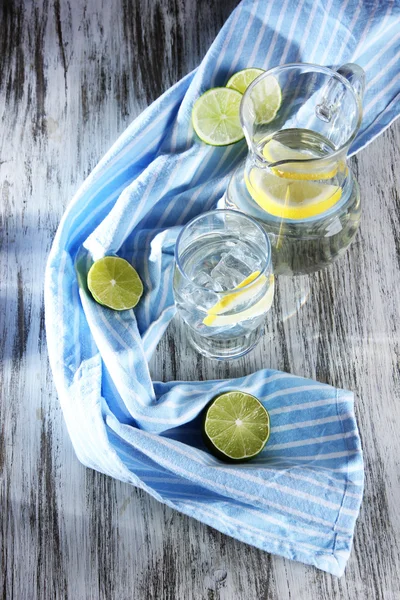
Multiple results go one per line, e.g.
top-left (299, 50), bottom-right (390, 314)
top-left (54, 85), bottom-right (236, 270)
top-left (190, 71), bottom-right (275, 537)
top-left (250, 75), bottom-right (282, 124)
top-left (192, 88), bottom-right (244, 146)
top-left (87, 256), bottom-right (143, 310)
top-left (226, 68), bottom-right (265, 94)
top-left (203, 391), bottom-right (270, 462)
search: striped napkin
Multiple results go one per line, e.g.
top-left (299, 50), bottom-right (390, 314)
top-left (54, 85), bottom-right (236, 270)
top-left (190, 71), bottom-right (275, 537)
top-left (45, 0), bottom-right (400, 576)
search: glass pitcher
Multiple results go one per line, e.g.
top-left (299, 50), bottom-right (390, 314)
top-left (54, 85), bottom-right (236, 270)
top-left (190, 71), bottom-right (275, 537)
top-left (225, 63), bottom-right (365, 275)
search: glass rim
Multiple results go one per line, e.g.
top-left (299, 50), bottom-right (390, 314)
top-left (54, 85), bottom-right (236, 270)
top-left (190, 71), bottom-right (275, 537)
top-left (240, 62), bottom-right (363, 164)
top-left (174, 209), bottom-right (272, 295)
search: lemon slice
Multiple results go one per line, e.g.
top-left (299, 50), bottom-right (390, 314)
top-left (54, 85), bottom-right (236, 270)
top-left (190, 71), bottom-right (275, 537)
top-left (206, 271), bottom-right (261, 315)
top-left (226, 68), bottom-right (265, 94)
top-left (246, 169), bottom-right (342, 220)
top-left (203, 273), bottom-right (275, 327)
top-left (192, 88), bottom-right (244, 146)
top-left (263, 139), bottom-right (338, 180)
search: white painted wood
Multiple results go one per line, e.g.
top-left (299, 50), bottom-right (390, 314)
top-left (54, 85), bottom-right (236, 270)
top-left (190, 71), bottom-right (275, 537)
top-left (1, 1), bottom-right (399, 598)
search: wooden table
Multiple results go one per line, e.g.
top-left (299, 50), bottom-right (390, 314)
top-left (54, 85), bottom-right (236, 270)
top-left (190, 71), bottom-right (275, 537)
top-left (1, 1), bottom-right (399, 598)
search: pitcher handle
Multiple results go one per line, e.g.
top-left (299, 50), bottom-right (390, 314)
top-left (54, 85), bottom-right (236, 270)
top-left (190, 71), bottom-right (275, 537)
top-left (336, 63), bottom-right (365, 106)
top-left (315, 62), bottom-right (365, 122)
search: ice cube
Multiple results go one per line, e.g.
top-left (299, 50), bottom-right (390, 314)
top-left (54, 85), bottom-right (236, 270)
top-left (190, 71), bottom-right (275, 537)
top-left (224, 242), bottom-right (261, 272)
top-left (179, 271), bottom-right (223, 312)
top-left (210, 242), bottom-right (262, 290)
top-left (180, 282), bottom-right (217, 311)
top-left (192, 271), bottom-right (223, 291)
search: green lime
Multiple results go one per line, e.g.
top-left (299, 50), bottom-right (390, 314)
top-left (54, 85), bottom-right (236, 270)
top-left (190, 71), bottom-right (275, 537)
top-left (192, 88), bottom-right (244, 146)
top-left (91, 290), bottom-right (106, 306)
top-left (87, 256), bottom-right (143, 310)
top-left (202, 391), bottom-right (270, 462)
top-left (250, 74), bottom-right (282, 123)
top-left (226, 67), bottom-right (265, 94)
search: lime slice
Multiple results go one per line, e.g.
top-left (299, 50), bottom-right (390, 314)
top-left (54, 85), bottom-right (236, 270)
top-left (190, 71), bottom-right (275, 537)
top-left (226, 68), bottom-right (265, 94)
top-left (249, 75), bottom-right (282, 124)
top-left (91, 290), bottom-right (107, 306)
top-left (203, 273), bottom-right (275, 327)
top-left (192, 88), bottom-right (244, 146)
top-left (87, 256), bottom-right (143, 310)
top-left (246, 169), bottom-right (342, 220)
top-left (203, 391), bottom-right (270, 462)
top-left (263, 139), bottom-right (338, 180)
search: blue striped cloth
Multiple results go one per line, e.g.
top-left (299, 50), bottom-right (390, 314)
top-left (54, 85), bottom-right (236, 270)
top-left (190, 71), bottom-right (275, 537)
top-left (45, 0), bottom-right (400, 576)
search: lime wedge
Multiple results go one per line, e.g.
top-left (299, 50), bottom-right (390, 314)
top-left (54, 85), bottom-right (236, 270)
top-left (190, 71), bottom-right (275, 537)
top-left (226, 68), bottom-right (265, 94)
top-left (192, 88), bottom-right (244, 146)
top-left (203, 391), bottom-right (270, 462)
top-left (203, 273), bottom-right (275, 327)
top-left (87, 256), bottom-right (143, 310)
top-left (263, 139), bottom-right (338, 180)
top-left (246, 169), bottom-right (342, 220)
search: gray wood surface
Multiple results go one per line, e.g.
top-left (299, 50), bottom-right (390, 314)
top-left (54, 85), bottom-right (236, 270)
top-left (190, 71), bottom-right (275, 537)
top-left (1, 0), bottom-right (399, 598)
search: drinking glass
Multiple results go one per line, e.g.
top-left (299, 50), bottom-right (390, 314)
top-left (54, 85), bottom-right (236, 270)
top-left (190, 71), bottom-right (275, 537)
top-left (173, 210), bottom-right (274, 360)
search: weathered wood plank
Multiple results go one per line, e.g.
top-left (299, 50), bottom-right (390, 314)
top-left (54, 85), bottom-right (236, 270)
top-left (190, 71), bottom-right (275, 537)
top-left (0, 1), bottom-right (399, 599)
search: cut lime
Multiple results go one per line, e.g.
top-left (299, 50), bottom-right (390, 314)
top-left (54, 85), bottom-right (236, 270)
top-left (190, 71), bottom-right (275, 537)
top-left (203, 391), bottom-right (270, 462)
top-left (203, 272), bottom-right (275, 327)
top-left (87, 256), bottom-right (143, 310)
top-left (91, 290), bottom-right (107, 307)
top-left (246, 169), bottom-right (342, 220)
top-left (192, 88), bottom-right (244, 146)
top-left (226, 68), bottom-right (265, 94)
top-left (248, 75), bottom-right (281, 124)
top-left (263, 139), bottom-right (338, 180)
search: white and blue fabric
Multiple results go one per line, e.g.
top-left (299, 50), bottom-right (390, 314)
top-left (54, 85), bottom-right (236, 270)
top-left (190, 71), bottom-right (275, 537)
top-left (45, 0), bottom-right (400, 576)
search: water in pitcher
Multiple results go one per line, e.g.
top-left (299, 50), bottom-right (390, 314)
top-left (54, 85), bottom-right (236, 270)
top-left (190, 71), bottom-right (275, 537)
top-left (226, 63), bottom-right (365, 274)
top-left (226, 128), bottom-right (360, 275)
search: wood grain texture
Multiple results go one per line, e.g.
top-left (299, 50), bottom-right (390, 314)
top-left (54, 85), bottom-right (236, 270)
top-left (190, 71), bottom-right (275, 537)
top-left (0, 1), bottom-right (399, 599)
